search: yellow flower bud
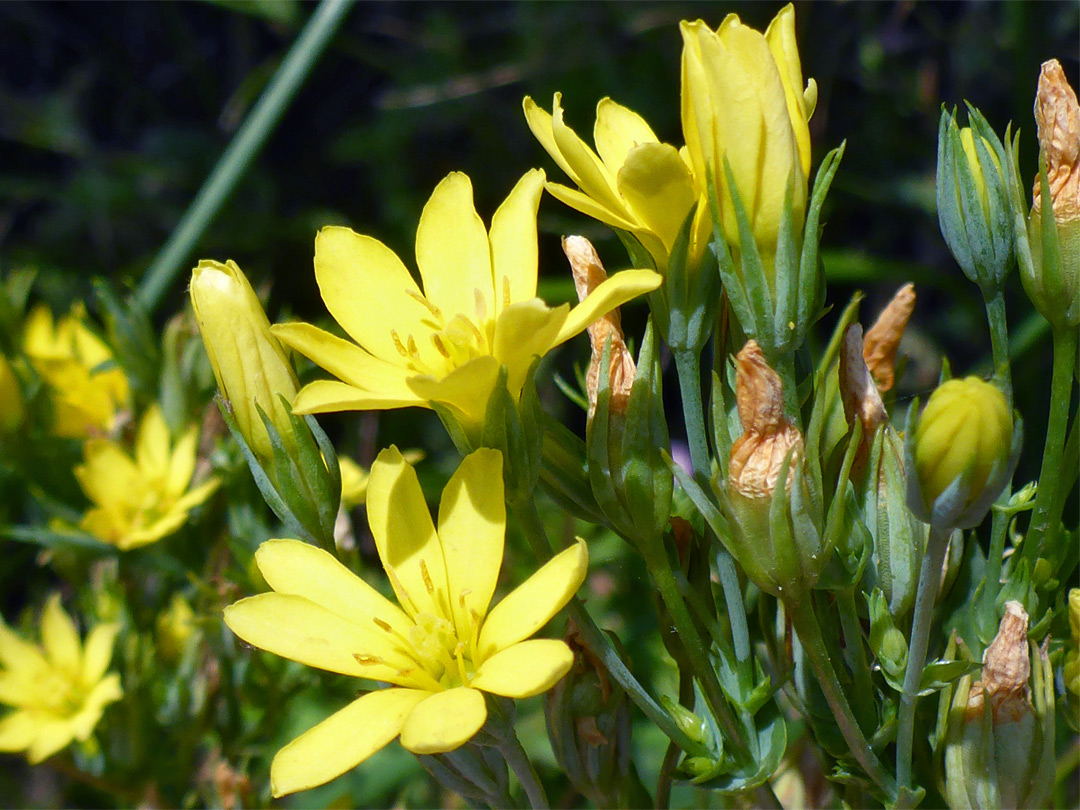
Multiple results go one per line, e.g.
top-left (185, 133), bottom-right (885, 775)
top-left (680, 4), bottom-right (815, 265)
top-left (1066, 588), bottom-right (1080, 702)
top-left (959, 128), bottom-right (1004, 225)
top-left (155, 593), bottom-right (196, 663)
top-left (189, 260), bottom-right (299, 463)
top-left (910, 376), bottom-right (1014, 528)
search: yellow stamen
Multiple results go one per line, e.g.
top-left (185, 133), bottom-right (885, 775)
top-left (390, 330), bottom-right (409, 359)
top-left (431, 334), bottom-right (452, 359)
top-left (420, 560), bottom-right (435, 595)
top-left (405, 289), bottom-right (444, 322)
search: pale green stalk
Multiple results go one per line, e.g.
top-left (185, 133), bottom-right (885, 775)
top-left (136, 0), bottom-right (355, 312)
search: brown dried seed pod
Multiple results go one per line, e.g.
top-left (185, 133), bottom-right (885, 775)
top-left (862, 283), bottom-right (916, 392)
top-left (1033, 59), bottom-right (1080, 224)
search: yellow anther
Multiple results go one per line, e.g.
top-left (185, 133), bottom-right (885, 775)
top-left (420, 560), bottom-right (435, 595)
top-left (373, 617), bottom-right (392, 632)
top-left (404, 288), bottom-right (443, 321)
top-left (353, 653), bottom-right (384, 666)
top-left (473, 288), bottom-right (487, 322)
top-left (431, 334), bottom-right (451, 359)
top-left (502, 276), bottom-right (512, 310)
top-left (390, 330), bottom-right (409, 358)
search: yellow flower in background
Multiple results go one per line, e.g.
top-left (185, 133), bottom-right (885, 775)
top-left (225, 448), bottom-right (588, 796)
top-left (681, 4), bottom-right (816, 264)
top-left (523, 94), bottom-right (711, 271)
top-left (189, 259), bottom-right (300, 464)
top-left (272, 171), bottom-right (660, 429)
top-left (23, 304), bottom-right (130, 438)
top-left (75, 405), bottom-right (220, 550)
top-left (0, 594), bottom-right (122, 764)
top-left (338, 449), bottom-right (424, 510)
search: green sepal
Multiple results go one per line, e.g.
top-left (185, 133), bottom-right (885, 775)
top-left (679, 699), bottom-right (786, 794)
top-left (480, 361), bottom-right (544, 507)
top-left (94, 279), bottom-right (160, 400)
top-left (798, 142), bottom-right (845, 332)
top-left (664, 201), bottom-right (720, 355)
top-left (585, 334), bottom-right (626, 534)
top-left (538, 415), bottom-right (610, 527)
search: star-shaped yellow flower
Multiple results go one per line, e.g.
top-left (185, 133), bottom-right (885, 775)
top-left (0, 594), bottom-right (122, 764)
top-left (75, 405), bottom-right (220, 550)
top-left (224, 447), bottom-right (588, 797)
top-left (272, 170), bottom-right (660, 428)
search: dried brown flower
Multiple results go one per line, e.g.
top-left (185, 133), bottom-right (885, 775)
top-left (840, 324), bottom-right (887, 438)
top-left (729, 341), bottom-right (803, 499)
top-left (1032, 59), bottom-right (1080, 224)
top-left (966, 600), bottom-right (1033, 724)
top-left (564, 236), bottom-right (637, 421)
top-left (862, 283), bottom-right (916, 392)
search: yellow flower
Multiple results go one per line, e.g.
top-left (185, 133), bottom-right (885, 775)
top-left (74, 405), bottom-right (220, 550)
top-left (0, 594), bottom-right (122, 764)
top-left (680, 4), bottom-right (816, 264)
top-left (224, 447), bottom-right (588, 797)
top-left (523, 94), bottom-right (710, 270)
top-left (23, 304), bottom-right (130, 438)
top-left (272, 171), bottom-right (660, 428)
top-left (155, 594), bottom-right (197, 664)
top-left (189, 259), bottom-right (300, 464)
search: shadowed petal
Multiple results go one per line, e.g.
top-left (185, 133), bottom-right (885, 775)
top-left (399, 687), bottom-right (486, 755)
top-left (270, 688), bottom-right (429, 797)
top-left (617, 142), bottom-right (697, 251)
top-left (406, 355), bottom-right (502, 427)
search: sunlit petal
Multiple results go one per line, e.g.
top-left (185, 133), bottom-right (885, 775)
top-left (554, 269), bottom-right (662, 345)
top-left (272, 322), bottom-right (415, 395)
top-left (291, 380), bottom-right (428, 415)
top-left (617, 142), bottom-right (697, 251)
top-left (492, 300), bottom-right (569, 397)
top-left (399, 687), bottom-right (486, 755)
top-left (593, 97), bottom-right (660, 171)
top-left (40, 596), bottom-right (81, 676)
top-left (490, 169), bottom-right (545, 314)
top-left (471, 639), bottom-right (574, 698)
top-left (406, 355), bottom-right (501, 427)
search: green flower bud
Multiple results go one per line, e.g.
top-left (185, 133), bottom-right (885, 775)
top-left (937, 106), bottom-right (1014, 296)
top-left (944, 602), bottom-right (1055, 810)
top-left (1065, 588), bottom-right (1080, 731)
top-left (906, 376), bottom-right (1020, 530)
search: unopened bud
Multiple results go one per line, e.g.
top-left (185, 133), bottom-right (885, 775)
top-left (729, 341), bottom-right (803, 499)
top-left (862, 283), bottom-right (916, 392)
top-left (564, 236), bottom-right (636, 421)
top-left (1065, 588), bottom-right (1080, 702)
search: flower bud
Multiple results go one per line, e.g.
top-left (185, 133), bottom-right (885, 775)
top-left (944, 602), bottom-right (1055, 809)
top-left (189, 260), bottom-right (299, 464)
top-left (937, 107), bottom-right (1013, 296)
top-left (564, 236), bottom-right (636, 425)
top-left (906, 376), bottom-right (1019, 529)
top-left (1022, 60), bottom-right (1080, 329)
top-left (1065, 588), bottom-right (1080, 730)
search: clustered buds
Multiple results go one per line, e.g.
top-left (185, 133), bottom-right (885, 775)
top-left (906, 376), bottom-right (1019, 530)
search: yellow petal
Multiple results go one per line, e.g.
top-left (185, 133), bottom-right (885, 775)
top-left (271, 322), bottom-right (415, 396)
top-left (165, 427), bottom-right (198, 500)
top-left (26, 719), bottom-right (74, 764)
top-left (75, 439), bottom-right (142, 509)
top-left (490, 169), bottom-right (545, 316)
top-left (470, 639), bottom-right (573, 698)
top-left (764, 3), bottom-right (813, 175)
top-left (617, 142), bottom-right (697, 251)
top-left (366, 447), bottom-right (448, 621)
top-left (550, 94), bottom-right (628, 215)
top-left (437, 450), bottom-right (505, 633)
top-left (0, 711), bottom-right (39, 753)
top-left (0, 619), bottom-right (49, 674)
top-left (69, 674), bottom-right (122, 740)
top-left (679, 21), bottom-right (712, 190)
top-left (523, 95), bottom-right (583, 188)
top-left (40, 595), bottom-right (81, 676)
top-left (313, 226), bottom-right (432, 365)
top-left (291, 380), bottom-right (429, 415)
top-left (223, 594), bottom-right (416, 685)
top-left (399, 687), bottom-right (486, 755)
top-left (135, 405), bottom-right (171, 481)
top-left (555, 269), bottom-right (661, 345)
top-left (543, 182), bottom-right (641, 233)
top-left (270, 688), bottom-right (429, 797)
top-left (492, 299), bottom-right (569, 397)
top-left (415, 172), bottom-right (494, 323)
top-left (255, 539), bottom-right (413, 640)
top-left (593, 97), bottom-right (660, 172)
top-left (81, 623), bottom-right (120, 685)
top-left (406, 355), bottom-right (502, 427)
top-left (477, 539), bottom-right (588, 660)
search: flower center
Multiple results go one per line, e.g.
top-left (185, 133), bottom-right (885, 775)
top-left (388, 288), bottom-right (495, 378)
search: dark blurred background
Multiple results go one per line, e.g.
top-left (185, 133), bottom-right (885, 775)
top-left (1, 0), bottom-right (1077, 483)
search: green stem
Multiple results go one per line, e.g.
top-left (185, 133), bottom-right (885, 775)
top-left (487, 702), bottom-right (547, 810)
top-left (984, 292), bottom-right (1012, 401)
top-left (510, 498), bottom-right (708, 757)
top-left (135, 0), bottom-right (355, 313)
top-left (836, 589), bottom-right (876, 729)
top-left (656, 670), bottom-right (694, 810)
top-left (1024, 327), bottom-right (1078, 560)
top-left (639, 538), bottom-right (750, 763)
top-left (674, 348), bottom-right (752, 668)
top-left (896, 524), bottom-right (950, 792)
top-left (789, 597), bottom-right (897, 800)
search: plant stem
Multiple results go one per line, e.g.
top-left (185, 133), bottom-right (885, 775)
top-left (984, 292), bottom-right (1012, 401)
top-left (487, 701), bottom-right (548, 810)
top-left (789, 597), bottom-right (897, 800)
top-left (836, 589), bottom-right (876, 728)
top-left (656, 670), bottom-right (694, 810)
top-left (135, 0), bottom-right (355, 313)
top-left (510, 497), bottom-right (708, 757)
top-left (1024, 327), bottom-right (1078, 560)
top-left (673, 348), bottom-right (752, 669)
top-left (896, 524), bottom-right (950, 792)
